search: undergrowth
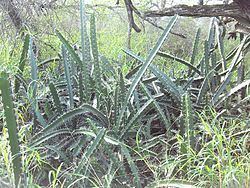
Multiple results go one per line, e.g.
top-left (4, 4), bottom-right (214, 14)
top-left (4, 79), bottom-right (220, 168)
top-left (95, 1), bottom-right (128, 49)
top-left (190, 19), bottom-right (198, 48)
top-left (0, 0), bottom-right (249, 187)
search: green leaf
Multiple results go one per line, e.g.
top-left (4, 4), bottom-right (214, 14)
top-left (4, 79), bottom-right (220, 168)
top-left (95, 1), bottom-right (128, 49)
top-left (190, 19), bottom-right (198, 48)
top-left (14, 73), bottom-right (28, 92)
top-left (29, 127), bottom-right (119, 149)
top-left (73, 129), bottom-right (120, 145)
top-left (204, 40), bottom-right (210, 76)
top-left (150, 65), bottom-right (183, 102)
top-left (78, 72), bottom-right (84, 104)
top-left (56, 28), bottom-right (91, 102)
top-left (125, 63), bottom-right (142, 79)
top-left (29, 37), bottom-right (38, 98)
top-left (119, 69), bottom-right (126, 104)
top-left (207, 18), bottom-right (216, 50)
top-left (29, 129), bottom-right (71, 148)
top-left (114, 86), bottom-right (119, 130)
top-left (37, 57), bottom-right (60, 68)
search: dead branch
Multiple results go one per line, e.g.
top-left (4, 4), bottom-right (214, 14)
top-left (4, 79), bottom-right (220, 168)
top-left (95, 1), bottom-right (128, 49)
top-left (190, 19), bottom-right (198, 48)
top-left (143, 3), bottom-right (248, 23)
top-left (124, 0), bottom-right (141, 33)
top-left (130, 3), bottom-right (186, 38)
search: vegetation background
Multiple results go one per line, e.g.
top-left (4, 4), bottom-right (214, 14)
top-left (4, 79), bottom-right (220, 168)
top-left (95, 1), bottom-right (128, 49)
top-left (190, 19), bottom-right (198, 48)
top-left (0, 0), bottom-right (249, 187)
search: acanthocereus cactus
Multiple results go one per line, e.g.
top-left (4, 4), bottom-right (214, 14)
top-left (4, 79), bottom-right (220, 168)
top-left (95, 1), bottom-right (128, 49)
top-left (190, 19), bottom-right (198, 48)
top-left (0, 74), bottom-right (22, 187)
top-left (1, 0), bottom-right (249, 186)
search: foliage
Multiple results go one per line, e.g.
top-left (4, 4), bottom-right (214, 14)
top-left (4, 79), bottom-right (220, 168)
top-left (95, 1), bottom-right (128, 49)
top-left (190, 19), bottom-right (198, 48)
top-left (0, 1), bottom-right (249, 187)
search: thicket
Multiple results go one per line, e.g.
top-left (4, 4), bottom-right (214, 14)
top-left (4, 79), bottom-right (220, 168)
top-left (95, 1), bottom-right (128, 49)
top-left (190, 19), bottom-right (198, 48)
top-left (0, 0), bottom-right (249, 187)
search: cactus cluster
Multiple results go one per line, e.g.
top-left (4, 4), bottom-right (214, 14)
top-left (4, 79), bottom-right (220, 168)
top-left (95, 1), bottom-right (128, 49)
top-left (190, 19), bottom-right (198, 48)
top-left (0, 1), bottom-right (249, 187)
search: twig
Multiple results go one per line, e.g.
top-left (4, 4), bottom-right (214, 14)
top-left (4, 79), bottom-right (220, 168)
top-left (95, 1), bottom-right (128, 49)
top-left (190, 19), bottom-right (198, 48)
top-left (130, 3), bottom-right (186, 38)
top-left (124, 0), bottom-right (141, 33)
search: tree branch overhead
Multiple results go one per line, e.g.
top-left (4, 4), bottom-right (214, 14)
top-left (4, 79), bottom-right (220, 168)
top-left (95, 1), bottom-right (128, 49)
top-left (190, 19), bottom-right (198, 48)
top-left (144, 4), bottom-right (240, 18)
top-left (143, 3), bottom-right (250, 27)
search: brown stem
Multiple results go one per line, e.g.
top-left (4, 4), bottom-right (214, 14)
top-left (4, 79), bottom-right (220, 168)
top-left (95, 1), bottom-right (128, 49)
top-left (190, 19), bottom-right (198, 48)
top-left (124, 0), bottom-right (141, 32)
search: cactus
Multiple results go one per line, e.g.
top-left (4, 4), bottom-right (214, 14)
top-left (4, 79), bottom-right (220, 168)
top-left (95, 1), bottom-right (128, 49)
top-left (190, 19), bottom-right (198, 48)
top-left (0, 75), bottom-right (22, 187)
